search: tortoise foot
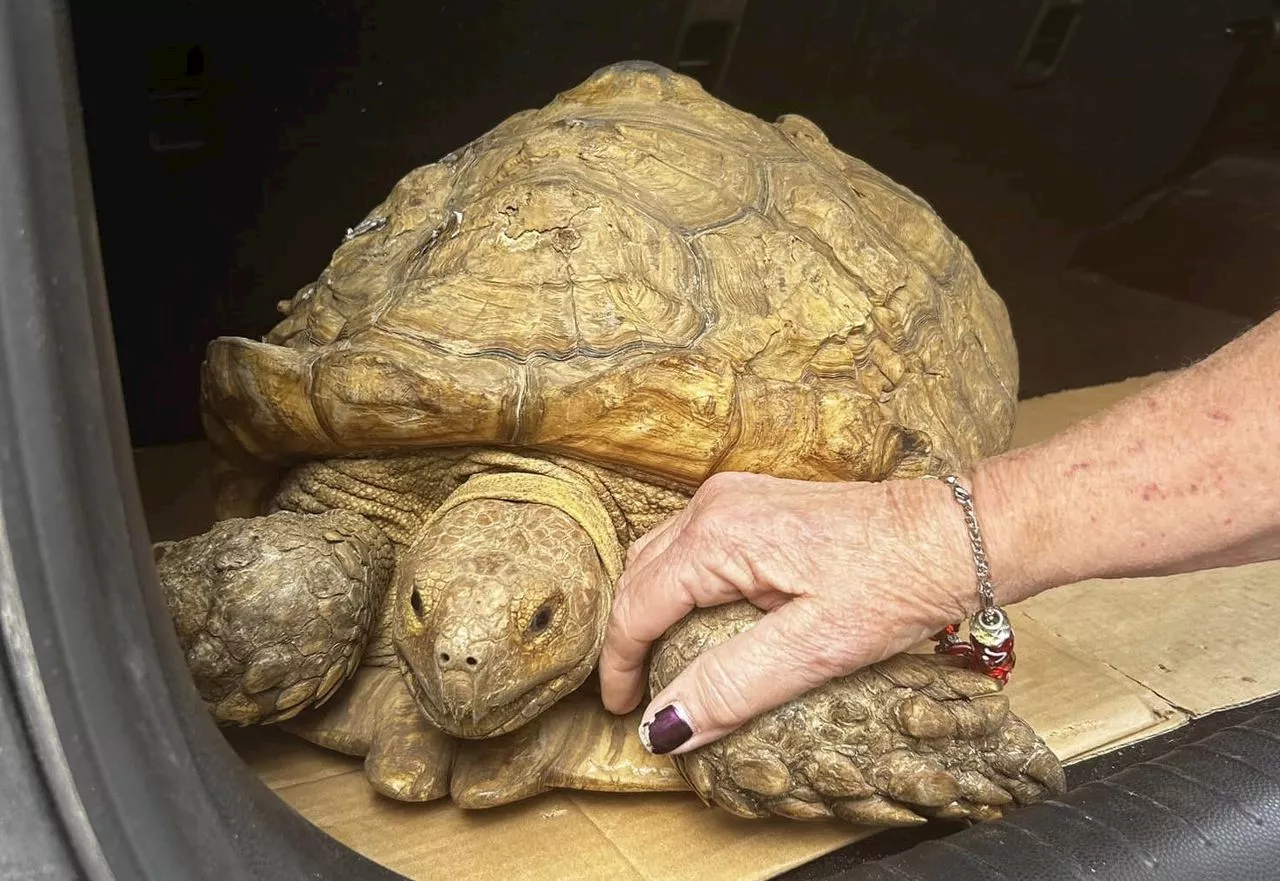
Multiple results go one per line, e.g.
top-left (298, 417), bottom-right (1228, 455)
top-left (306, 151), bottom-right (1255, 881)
top-left (154, 510), bottom-right (393, 726)
top-left (364, 676), bottom-right (456, 802)
top-left (284, 666), bottom-right (455, 802)
top-left (451, 688), bottom-right (689, 808)
top-left (651, 605), bottom-right (1065, 825)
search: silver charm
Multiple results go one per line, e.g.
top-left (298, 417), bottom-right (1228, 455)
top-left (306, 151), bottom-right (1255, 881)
top-left (928, 474), bottom-right (1017, 683)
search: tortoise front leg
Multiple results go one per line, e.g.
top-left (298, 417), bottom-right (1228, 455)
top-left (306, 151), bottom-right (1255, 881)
top-left (449, 685), bottom-right (688, 809)
top-left (282, 666), bottom-right (456, 802)
top-left (650, 604), bottom-right (1066, 825)
top-left (153, 509), bottom-right (393, 725)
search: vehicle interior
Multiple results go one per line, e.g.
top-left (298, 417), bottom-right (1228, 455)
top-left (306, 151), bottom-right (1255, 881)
top-left (2, 2), bottom-right (1278, 879)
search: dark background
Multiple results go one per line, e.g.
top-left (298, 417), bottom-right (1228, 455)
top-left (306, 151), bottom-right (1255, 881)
top-left (66, 0), bottom-right (1280, 447)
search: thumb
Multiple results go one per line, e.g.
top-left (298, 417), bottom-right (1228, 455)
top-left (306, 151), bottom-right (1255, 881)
top-left (638, 602), bottom-right (847, 756)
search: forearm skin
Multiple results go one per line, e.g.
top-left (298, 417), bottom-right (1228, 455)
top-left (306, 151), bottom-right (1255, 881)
top-left (973, 311), bottom-right (1280, 604)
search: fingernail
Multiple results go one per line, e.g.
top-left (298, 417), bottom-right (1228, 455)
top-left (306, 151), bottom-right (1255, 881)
top-left (638, 703), bottom-right (693, 755)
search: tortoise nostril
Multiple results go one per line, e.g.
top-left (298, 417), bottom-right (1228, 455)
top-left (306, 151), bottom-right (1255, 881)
top-left (435, 639), bottom-right (483, 671)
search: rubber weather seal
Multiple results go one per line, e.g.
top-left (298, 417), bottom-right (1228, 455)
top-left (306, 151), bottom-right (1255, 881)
top-left (841, 707), bottom-right (1280, 880)
top-left (0, 0), bottom-right (402, 878)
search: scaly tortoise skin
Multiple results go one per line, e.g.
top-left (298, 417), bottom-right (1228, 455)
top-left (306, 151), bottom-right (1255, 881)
top-left (154, 60), bottom-right (1063, 823)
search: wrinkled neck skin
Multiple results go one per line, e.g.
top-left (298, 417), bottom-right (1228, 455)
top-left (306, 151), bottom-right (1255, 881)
top-left (391, 464), bottom-right (624, 739)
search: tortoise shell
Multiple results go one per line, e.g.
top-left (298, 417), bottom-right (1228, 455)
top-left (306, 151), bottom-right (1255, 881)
top-left (200, 61), bottom-right (1017, 501)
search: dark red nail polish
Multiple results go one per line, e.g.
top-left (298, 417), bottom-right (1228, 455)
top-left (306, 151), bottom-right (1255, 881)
top-left (640, 704), bottom-right (693, 754)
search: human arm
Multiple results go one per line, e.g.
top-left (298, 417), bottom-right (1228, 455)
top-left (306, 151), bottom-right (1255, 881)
top-left (977, 310), bottom-right (1280, 600)
top-left (599, 311), bottom-right (1280, 756)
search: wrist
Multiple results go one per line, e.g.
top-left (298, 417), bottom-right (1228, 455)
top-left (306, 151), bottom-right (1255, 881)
top-left (885, 475), bottom-right (992, 627)
top-left (966, 448), bottom-right (1092, 605)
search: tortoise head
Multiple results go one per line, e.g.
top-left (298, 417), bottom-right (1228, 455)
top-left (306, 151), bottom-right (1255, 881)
top-left (392, 491), bottom-right (615, 739)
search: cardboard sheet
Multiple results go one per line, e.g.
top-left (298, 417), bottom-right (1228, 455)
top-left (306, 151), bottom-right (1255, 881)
top-left (1019, 563), bottom-right (1280, 718)
top-left (217, 608), bottom-right (1177, 881)
top-left (242, 750), bottom-right (880, 881)
top-left (131, 370), bottom-right (1278, 881)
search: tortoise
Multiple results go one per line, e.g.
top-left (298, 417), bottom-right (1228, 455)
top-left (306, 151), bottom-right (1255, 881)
top-left (153, 60), bottom-right (1065, 825)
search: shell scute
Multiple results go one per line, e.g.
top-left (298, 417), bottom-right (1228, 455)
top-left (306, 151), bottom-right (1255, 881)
top-left (206, 61), bottom-right (1018, 491)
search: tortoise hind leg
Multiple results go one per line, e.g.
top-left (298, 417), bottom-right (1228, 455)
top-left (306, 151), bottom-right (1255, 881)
top-left (450, 687), bottom-right (689, 809)
top-left (153, 509), bottom-right (393, 725)
top-left (282, 666), bottom-right (456, 802)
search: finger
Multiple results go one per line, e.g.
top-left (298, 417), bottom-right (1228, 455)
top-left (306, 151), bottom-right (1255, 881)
top-left (614, 511), bottom-right (690, 614)
top-left (636, 601), bottom-right (848, 756)
top-left (602, 515), bottom-right (690, 711)
top-left (623, 508), bottom-right (688, 572)
top-left (599, 536), bottom-right (744, 714)
top-left (615, 518), bottom-right (696, 615)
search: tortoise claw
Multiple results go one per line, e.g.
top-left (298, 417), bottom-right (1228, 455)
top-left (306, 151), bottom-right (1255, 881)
top-left (283, 666), bottom-right (455, 802)
top-left (450, 688), bottom-right (688, 808)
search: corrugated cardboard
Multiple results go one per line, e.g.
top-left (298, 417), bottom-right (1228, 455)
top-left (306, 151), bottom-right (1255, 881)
top-left (1020, 563), bottom-right (1280, 717)
top-left (132, 370), bottom-right (1276, 880)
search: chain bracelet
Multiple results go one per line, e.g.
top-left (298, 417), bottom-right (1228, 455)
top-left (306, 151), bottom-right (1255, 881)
top-left (938, 474), bottom-right (996, 611)
top-left (925, 473), bottom-right (1017, 683)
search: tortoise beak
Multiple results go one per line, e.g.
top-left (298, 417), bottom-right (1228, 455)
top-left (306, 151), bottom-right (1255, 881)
top-left (439, 670), bottom-right (478, 717)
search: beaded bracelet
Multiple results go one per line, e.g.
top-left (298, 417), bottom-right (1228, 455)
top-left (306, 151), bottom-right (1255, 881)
top-left (927, 474), bottom-right (1016, 684)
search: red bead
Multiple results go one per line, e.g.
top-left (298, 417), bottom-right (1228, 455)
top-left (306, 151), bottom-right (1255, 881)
top-left (931, 623), bottom-right (969, 656)
top-left (930, 619), bottom-right (1016, 684)
top-left (972, 634), bottom-right (1015, 683)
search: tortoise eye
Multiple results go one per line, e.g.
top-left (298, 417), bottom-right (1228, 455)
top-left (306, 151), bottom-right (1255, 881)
top-left (409, 589), bottom-right (425, 617)
top-left (527, 602), bottom-right (555, 635)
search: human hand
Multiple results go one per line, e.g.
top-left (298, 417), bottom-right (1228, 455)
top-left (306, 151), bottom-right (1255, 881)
top-left (598, 471), bottom-right (980, 755)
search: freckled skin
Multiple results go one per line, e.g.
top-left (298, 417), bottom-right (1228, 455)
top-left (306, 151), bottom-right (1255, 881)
top-left (975, 311), bottom-right (1280, 595)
